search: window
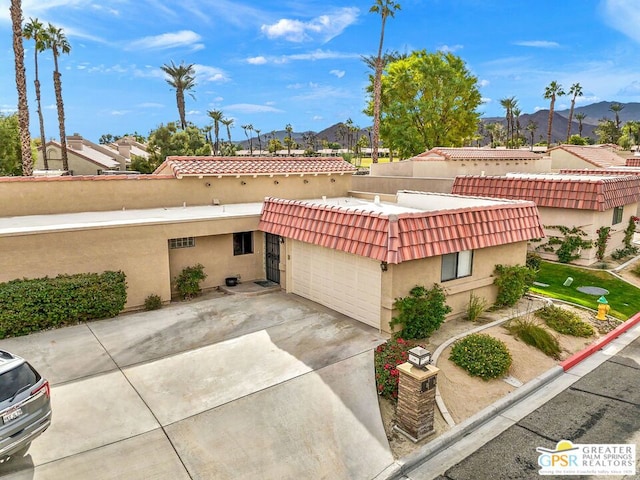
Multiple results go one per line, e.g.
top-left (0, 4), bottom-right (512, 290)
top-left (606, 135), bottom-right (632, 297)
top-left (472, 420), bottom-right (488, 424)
top-left (234, 232), bottom-right (253, 256)
top-left (169, 237), bottom-right (195, 249)
top-left (441, 250), bottom-right (473, 282)
top-left (612, 206), bottom-right (624, 225)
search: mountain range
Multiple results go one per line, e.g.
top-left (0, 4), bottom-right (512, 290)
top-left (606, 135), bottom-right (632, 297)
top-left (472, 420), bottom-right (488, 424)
top-left (237, 101), bottom-right (640, 148)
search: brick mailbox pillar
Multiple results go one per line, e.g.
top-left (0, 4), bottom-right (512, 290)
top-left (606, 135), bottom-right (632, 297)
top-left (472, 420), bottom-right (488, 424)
top-left (394, 363), bottom-right (440, 442)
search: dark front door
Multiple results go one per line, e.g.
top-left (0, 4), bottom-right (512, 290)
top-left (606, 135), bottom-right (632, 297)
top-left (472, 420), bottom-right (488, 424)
top-left (265, 233), bottom-right (281, 284)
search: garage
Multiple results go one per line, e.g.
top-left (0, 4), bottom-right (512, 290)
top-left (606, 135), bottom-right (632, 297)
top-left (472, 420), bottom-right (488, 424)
top-left (290, 240), bottom-right (382, 329)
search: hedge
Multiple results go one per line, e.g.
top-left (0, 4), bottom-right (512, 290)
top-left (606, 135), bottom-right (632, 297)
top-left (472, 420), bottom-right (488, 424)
top-left (0, 271), bottom-right (127, 338)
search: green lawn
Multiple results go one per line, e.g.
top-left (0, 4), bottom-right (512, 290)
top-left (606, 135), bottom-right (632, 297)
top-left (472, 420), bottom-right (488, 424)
top-left (354, 157), bottom-right (391, 168)
top-left (530, 261), bottom-right (640, 320)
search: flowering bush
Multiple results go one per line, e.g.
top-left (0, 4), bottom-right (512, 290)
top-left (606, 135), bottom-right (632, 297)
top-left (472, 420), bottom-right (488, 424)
top-left (595, 227), bottom-right (611, 261)
top-left (374, 337), bottom-right (409, 401)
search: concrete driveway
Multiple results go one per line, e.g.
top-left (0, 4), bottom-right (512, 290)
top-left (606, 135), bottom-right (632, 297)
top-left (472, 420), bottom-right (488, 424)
top-left (0, 291), bottom-right (392, 479)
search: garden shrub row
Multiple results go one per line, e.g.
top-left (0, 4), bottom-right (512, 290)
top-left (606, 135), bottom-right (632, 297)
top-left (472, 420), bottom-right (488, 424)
top-left (0, 271), bottom-right (127, 338)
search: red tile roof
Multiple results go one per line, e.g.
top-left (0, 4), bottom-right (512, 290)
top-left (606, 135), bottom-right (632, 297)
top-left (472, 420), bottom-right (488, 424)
top-left (154, 156), bottom-right (357, 178)
top-left (259, 197), bottom-right (543, 264)
top-left (0, 174), bottom-right (174, 183)
top-left (451, 174), bottom-right (640, 211)
top-left (413, 147), bottom-right (542, 161)
top-left (560, 168), bottom-right (640, 177)
top-left (548, 145), bottom-right (627, 168)
top-left (626, 157), bottom-right (640, 167)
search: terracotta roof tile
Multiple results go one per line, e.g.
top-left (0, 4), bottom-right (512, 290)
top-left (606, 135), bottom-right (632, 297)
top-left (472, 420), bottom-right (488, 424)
top-left (548, 145), bottom-right (627, 168)
top-left (153, 156), bottom-right (357, 177)
top-left (451, 174), bottom-right (640, 211)
top-left (626, 158), bottom-right (640, 167)
top-left (413, 147), bottom-right (542, 161)
top-left (258, 197), bottom-right (543, 264)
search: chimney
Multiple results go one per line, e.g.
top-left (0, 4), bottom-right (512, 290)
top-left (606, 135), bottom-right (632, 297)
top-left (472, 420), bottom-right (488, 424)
top-left (117, 140), bottom-right (131, 159)
top-left (68, 133), bottom-right (83, 150)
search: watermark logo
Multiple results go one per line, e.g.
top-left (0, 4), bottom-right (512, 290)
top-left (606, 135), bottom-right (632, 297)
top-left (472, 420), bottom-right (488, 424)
top-left (537, 440), bottom-right (636, 476)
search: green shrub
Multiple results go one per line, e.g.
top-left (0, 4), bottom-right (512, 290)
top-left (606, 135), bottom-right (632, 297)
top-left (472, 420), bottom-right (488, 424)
top-left (175, 264), bottom-right (207, 299)
top-left (374, 337), bottom-right (410, 401)
top-left (144, 294), bottom-right (162, 311)
top-left (506, 318), bottom-right (561, 359)
top-left (390, 284), bottom-right (452, 339)
top-left (493, 264), bottom-right (536, 307)
top-left (465, 292), bottom-right (488, 322)
top-left (612, 246), bottom-right (639, 260)
top-left (631, 262), bottom-right (640, 278)
top-left (0, 271), bottom-right (127, 339)
top-left (535, 305), bottom-right (594, 337)
top-left (526, 252), bottom-right (542, 271)
top-left (449, 333), bottom-right (512, 380)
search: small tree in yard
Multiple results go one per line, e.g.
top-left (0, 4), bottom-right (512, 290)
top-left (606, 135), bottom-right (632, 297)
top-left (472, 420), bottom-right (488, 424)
top-left (493, 264), bottom-right (535, 307)
top-left (390, 284), bottom-right (451, 339)
top-left (175, 264), bottom-right (207, 299)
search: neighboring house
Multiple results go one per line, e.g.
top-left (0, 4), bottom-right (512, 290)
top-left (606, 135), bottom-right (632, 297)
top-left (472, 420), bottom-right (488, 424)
top-left (548, 145), bottom-right (627, 170)
top-left (627, 157), bottom-right (640, 167)
top-left (36, 134), bottom-right (127, 175)
top-left (0, 156), bottom-right (545, 333)
top-left (354, 147), bottom-right (550, 195)
top-left (107, 136), bottom-right (149, 160)
top-left (259, 191), bottom-right (543, 331)
top-left (452, 173), bottom-right (640, 265)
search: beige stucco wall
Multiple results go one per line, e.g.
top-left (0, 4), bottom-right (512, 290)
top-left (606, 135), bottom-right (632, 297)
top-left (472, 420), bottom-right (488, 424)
top-left (379, 241), bottom-right (528, 333)
top-left (370, 157), bottom-right (551, 178)
top-left (0, 215), bottom-right (263, 310)
top-left (549, 150), bottom-right (599, 171)
top-left (531, 204), bottom-right (637, 265)
top-left (36, 146), bottom-right (111, 176)
top-left (351, 176), bottom-right (455, 195)
top-left (0, 174), bottom-right (352, 217)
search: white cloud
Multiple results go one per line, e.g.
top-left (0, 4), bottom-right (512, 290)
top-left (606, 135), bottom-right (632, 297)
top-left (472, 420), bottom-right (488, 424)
top-left (618, 80), bottom-right (640, 96)
top-left (513, 40), bottom-right (560, 48)
top-left (247, 56), bottom-right (267, 65)
top-left (330, 69), bottom-right (345, 78)
top-left (602, 0), bottom-right (640, 43)
top-left (576, 95), bottom-right (601, 104)
top-left (438, 44), bottom-right (463, 53)
top-left (111, 110), bottom-right (129, 116)
top-left (261, 7), bottom-right (359, 43)
top-left (479, 79), bottom-right (490, 87)
top-left (312, 115), bottom-right (323, 121)
top-left (137, 102), bottom-right (164, 108)
top-left (186, 110), bottom-right (200, 115)
top-left (534, 106), bottom-right (542, 112)
top-left (224, 104), bottom-right (285, 114)
top-left (127, 30), bottom-right (204, 51)
top-left (481, 97), bottom-right (492, 104)
top-left (194, 65), bottom-right (229, 83)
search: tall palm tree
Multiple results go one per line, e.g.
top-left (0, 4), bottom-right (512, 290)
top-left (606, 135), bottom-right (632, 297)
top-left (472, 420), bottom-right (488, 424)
top-left (284, 123), bottom-right (294, 155)
top-left (10, 0), bottom-right (33, 175)
top-left (207, 109), bottom-right (223, 155)
top-left (610, 102), bottom-right (624, 130)
top-left (255, 128), bottom-right (262, 154)
top-left (221, 117), bottom-right (234, 153)
top-left (499, 97), bottom-right (517, 148)
top-left (544, 81), bottom-right (565, 146)
top-left (526, 120), bottom-right (538, 150)
top-left (575, 113), bottom-right (587, 137)
top-left (160, 61), bottom-right (196, 130)
top-left (45, 23), bottom-right (71, 172)
top-left (512, 107), bottom-right (521, 146)
top-left (369, 0), bottom-right (401, 164)
top-left (565, 83), bottom-right (583, 142)
top-left (23, 17), bottom-right (48, 170)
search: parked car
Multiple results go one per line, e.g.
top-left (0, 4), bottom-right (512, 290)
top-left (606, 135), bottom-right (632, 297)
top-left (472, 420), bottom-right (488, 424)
top-left (0, 350), bottom-right (51, 462)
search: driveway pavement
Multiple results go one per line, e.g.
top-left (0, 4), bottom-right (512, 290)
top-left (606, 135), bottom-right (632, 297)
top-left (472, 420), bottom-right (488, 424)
top-left (0, 291), bottom-right (392, 479)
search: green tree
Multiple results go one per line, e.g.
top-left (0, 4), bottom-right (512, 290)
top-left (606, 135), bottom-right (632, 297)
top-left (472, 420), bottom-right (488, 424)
top-left (0, 113), bottom-right (22, 175)
top-left (543, 81), bottom-right (565, 146)
top-left (44, 23), bottom-right (71, 172)
top-left (23, 17), bottom-right (48, 170)
top-left (284, 123), bottom-right (295, 155)
top-left (565, 83), bottom-right (583, 142)
top-left (621, 120), bottom-right (640, 149)
top-left (512, 107), bottom-right (522, 147)
top-left (10, 0), bottom-right (33, 175)
top-left (369, 0), bottom-right (401, 164)
top-left (610, 102), bottom-right (624, 131)
top-left (366, 50), bottom-right (481, 158)
top-left (207, 110), bottom-right (223, 155)
top-left (221, 117), bottom-right (234, 151)
top-left (595, 118), bottom-right (619, 144)
top-left (268, 137), bottom-right (283, 154)
top-left (146, 122), bottom-right (210, 169)
top-left (526, 119), bottom-right (538, 149)
top-left (500, 96), bottom-right (517, 148)
top-left (574, 112), bottom-right (587, 137)
top-left (160, 61), bottom-right (196, 130)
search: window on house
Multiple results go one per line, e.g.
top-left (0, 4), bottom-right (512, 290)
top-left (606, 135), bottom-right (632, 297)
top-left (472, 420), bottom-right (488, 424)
top-left (233, 232), bottom-right (253, 256)
top-left (612, 206), bottom-right (624, 225)
top-left (441, 250), bottom-right (473, 282)
top-left (169, 237), bottom-right (195, 249)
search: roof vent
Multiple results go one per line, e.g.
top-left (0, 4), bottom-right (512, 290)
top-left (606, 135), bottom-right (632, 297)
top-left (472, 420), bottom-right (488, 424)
top-left (374, 195), bottom-right (381, 205)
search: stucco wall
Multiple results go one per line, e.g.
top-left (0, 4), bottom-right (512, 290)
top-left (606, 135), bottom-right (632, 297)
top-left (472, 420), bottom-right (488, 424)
top-left (379, 241), bottom-right (528, 333)
top-left (549, 150), bottom-right (599, 171)
top-left (37, 146), bottom-right (112, 176)
top-left (0, 174), bottom-right (352, 217)
top-left (351, 176), bottom-right (455, 195)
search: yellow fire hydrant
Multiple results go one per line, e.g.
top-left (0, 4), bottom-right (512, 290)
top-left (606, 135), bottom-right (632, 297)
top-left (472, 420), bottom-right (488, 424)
top-left (596, 296), bottom-right (610, 321)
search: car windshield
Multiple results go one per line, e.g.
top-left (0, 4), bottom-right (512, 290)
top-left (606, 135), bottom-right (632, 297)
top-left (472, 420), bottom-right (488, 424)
top-left (0, 363), bottom-right (40, 403)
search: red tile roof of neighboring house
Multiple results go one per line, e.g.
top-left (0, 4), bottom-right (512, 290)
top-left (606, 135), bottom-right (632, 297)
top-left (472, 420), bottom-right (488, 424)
top-left (548, 145), bottom-right (627, 168)
top-left (626, 157), bottom-right (640, 167)
top-left (259, 196), bottom-right (543, 264)
top-left (0, 174), bottom-right (174, 183)
top-left (451, 174), bottom-right (640, 211)
top-left (413, 147), bottom-right (542, 161)
top-left (154, 156), bottom-right (357, 178)
top-left (560, 168), bottom-right (640, 176)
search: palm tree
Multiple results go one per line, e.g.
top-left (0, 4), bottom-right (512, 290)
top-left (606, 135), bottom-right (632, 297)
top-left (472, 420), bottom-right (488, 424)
top-left (544, 81), bottom-right (565, 146)
top-left (285, 123), bottom-right (294, 155)
top-left (526, 120), bottom-right (538, 150)
top-left (499, 96), bottom-right (517, 148)
top-left (45, 23), bottom-right (71, 172)
top-left (23, 18), bottom-right (48, 170)
top-left (255, 128), bottom-right (262, 154)
top-left (512, 107), bottom-right (521, 146)
top-left (575, 113), bottom-right (587, 137)
top-left (565, 83), bottom-right (583, 142)
top-left (10, 0), bottom-right (33, 175)
top-left (160, 61), bottom-right (196, 130)
top-left (207, 109), bottom-right (223, 155)
top-left (369, 0), bottom-right (401, 164)
top-left (610, 102), bottom-right (624, 130)
top-left (221, 117), bottom-right (234, 153)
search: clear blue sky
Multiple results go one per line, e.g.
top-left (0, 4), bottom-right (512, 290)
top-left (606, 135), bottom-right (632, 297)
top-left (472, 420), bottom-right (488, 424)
top-left (0, 0), bottom-right (638, 142)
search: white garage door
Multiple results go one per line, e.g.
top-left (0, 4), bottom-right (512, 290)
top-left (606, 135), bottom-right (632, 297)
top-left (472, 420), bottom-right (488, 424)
top-left (291, 241), bottom-right (382, 329)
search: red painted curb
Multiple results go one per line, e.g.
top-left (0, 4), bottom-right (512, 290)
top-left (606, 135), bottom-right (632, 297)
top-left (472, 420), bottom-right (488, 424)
top-left (560, 312), bottom-right (640, 371)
